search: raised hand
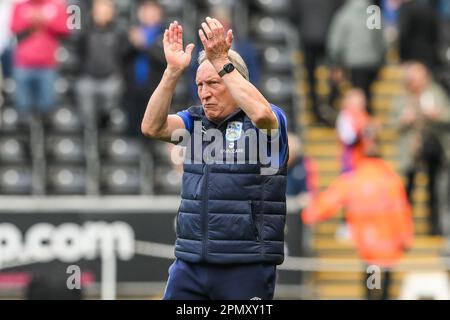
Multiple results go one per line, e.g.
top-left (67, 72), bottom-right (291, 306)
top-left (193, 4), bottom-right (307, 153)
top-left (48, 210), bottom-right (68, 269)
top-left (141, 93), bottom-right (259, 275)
top-left (163, 21), bottom-right (195, 73)
top-left (198, 17), bottom-right (233, 64)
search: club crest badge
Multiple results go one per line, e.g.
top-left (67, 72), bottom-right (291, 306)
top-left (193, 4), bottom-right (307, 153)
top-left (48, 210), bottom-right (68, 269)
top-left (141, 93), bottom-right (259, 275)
top-left (225, 121), bottom-right (243, 142)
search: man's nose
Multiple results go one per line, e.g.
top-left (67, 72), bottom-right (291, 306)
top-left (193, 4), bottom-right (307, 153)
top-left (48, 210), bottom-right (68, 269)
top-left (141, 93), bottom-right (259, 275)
top-left (200, 85), bottom-right (211, 98)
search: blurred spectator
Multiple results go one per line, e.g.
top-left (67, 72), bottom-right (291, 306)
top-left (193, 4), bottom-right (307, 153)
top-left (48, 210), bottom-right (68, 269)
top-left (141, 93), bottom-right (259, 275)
top-left (188, 5), bottom-right (261, 105)
top-left (10, 0), bottom-right (70, 120)
top-left (286, 132), bottom-right (318, 261)
top-left (438, 0), bottom-right (450, 20)
top-left (335, 89), bottom-right (378, 240)
top-left (290, 0), bottom-right (344, 124)
top-left (213, 5), bottom-right (260, 87)
top-left (123, 0), bottom-right (166, 137)
top-left (398, 0), bottom-right (440, 70)
top-left (75, 0), bottom-right (125, 134)
top-left (382, 0), bottom-right (402, 27)
top-left (302, 137), bottom-right (414, 300)
top-left (286, 132), bottom-right (318, 208)
top-left (381, 0), bottom-right (404, 43)
top-left (327, 0), bottom-right (386, 114)
top-left (0, 0), bottom-right (14, 81)
top-left (394, 62), bottom-right (450, 235)
top-left (336, 89), bottom-right (378, 173)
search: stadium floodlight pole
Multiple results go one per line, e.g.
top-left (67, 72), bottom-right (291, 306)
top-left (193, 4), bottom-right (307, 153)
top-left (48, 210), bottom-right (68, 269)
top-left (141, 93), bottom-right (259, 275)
top-left (100, 230), bottom-right (117, 300)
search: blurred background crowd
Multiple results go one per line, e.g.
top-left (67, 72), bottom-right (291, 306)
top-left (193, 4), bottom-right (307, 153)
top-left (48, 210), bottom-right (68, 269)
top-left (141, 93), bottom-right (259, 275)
top-left (1, 0), bottom-right (450, 300)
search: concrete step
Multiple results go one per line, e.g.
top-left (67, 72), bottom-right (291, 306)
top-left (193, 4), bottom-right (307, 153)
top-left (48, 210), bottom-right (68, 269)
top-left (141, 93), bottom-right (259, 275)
top-left (316, 283), bottom-right (364, 299)
top-left (311, 158), bottom-right (402, 174)
top-left (378, 65), bottom-right (404, 81)
top-left (372, 82), bottom-right (405, 96)
top-left (372, 97), bottom-right (396, 112)
top-left (316, 283), bottom-right (402, 300)
top-left (317, 176), bottom-right (428, 191)
top-left (316, 271), bottom-right (420, 282)
top-left (305, 144), bottom-right (397, 158)
top-left (304, 128), bottom-right (337, 140)
top-left (315, 219), bottom-right (429, 236)
top-left (312, 236), bottom-right (444, 252)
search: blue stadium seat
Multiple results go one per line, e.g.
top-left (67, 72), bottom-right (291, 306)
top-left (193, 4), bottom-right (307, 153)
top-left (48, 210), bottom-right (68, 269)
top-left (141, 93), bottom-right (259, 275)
top-left (261, 74), bottom-right (294, 101)
top-left (250, 16), bottom-right (289, 43)
top-left (115, 0), bottom-right (133, 15)
top-left (150, 140), bottom-right (172, 164)
top-left (46, 106), bottom-right (83, 133)
top-left (174, 76), bottom-right (189, 100)
top-left (100, 164), bottom-right (141, 195)
top-left (105, 108), bottom-right (128, 133)
top-left (45, 135), bottom-right (85, 164)
top-left (253, 0), bottom-right (290, 14)
top-left (0, 107), bottom-right (29, 132)
top-left (54, 76), bottom-right (71, 99)
top-left (154, 165), bottom-right (182, 195)
top-left (262, 46), bottom-right (293, 72)
top-left (0, 166), bottom-right (32, 195)
top-left (1, 78), bottom-right (16, 106)
top-left (0, 135), bottom-right (30, 164)
top-left (56, 45), bottom-right (80, 74)
top-left (160, 0), bottom-right (184, 15)
top-left (99, 135), bottom-right (141, 164)
top-left (46, 166), bottom-right (86, 195)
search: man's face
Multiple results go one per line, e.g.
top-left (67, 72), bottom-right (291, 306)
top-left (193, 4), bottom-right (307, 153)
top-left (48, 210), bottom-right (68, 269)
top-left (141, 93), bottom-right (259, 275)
top-left (196, 61), bottom-right (237, 123)
top-left (138, 3), bottom-right (163, 27)
top-left (342, 91), bottom-right (366, 112)
top-left (406, 64), bottom-right (429, 94)
top-left (93, 1), bottom-right (115, 26)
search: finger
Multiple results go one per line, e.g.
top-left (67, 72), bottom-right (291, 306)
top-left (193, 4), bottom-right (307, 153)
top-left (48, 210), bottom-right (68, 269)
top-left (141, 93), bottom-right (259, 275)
top-left (172, 20), bottom-right (178, 43)
top-left (185, 43), bottom-right (195, 57)
top-left (171, 22), bottom-right (178, 44)
top-left (163, 29), bottom-right (169, 46)
top-left (215, 18), bottom-right (226, 39)
top-left (168, 22), bottom-right (174, 44)
top-left (201, 22), bottom-right (213, 40)
top-left (176, 24), bottom-right (183, 48)
top-left (212, 17), bottom-right (224, 30)
top-left (198, 28), bottom-right (208, 47)
top-left (206, 16), bottom-right (218, 34)
top-left (173, 20), bottom-right (179, 43)
top-left (226, 29), bottom-right (233, 46)
top-left (207, 17), bottom-right (221, 38)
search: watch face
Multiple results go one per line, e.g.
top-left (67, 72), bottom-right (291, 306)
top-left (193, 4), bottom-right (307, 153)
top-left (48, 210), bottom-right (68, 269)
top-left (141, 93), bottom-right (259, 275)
top-left (224, 63), bottom-right (235, 73)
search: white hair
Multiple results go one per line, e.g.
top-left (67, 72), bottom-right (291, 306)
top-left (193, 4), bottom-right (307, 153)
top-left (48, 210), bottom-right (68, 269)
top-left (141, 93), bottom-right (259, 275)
top-left (197, 49), bottom-right (250, 81)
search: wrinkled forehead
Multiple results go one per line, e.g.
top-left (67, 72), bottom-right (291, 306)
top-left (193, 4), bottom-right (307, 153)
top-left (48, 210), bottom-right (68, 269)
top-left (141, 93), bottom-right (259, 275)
top-left (196, 61), bottom-right (220, 83)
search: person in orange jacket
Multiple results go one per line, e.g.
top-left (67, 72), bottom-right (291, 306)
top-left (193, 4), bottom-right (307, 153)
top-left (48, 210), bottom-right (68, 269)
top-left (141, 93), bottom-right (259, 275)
top-left (302, 135), bottom-right (414, 300)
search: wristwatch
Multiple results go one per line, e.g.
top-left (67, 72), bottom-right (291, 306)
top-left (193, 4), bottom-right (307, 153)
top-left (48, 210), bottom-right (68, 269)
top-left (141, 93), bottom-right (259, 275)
top-left (218, 62), bottom-right (235, 77)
